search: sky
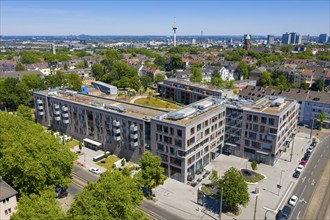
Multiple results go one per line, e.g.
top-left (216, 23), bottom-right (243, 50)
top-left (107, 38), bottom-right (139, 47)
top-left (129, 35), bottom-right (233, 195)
top-left (1, 0), bottom-right (329, 36)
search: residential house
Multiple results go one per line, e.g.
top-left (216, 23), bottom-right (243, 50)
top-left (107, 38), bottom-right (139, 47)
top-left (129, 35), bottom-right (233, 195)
top-left (0, 179), bottom-right (18, 220)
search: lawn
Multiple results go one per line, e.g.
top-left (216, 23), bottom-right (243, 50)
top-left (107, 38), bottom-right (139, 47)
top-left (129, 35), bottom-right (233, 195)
top-left (65, 140), bottom-right (79, 149)
top-left (241, 169), bottom-right (265, 183)
top-left (96, 155), bottom-right (120, 170)
top-left (134, 97), bottom-right (179, 110)
top-left (201, 186), bottom-right (213, 196)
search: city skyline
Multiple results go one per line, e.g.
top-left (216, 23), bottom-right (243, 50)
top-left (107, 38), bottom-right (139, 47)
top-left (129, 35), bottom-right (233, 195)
top-left (1, 0), bottom-right (329, 36)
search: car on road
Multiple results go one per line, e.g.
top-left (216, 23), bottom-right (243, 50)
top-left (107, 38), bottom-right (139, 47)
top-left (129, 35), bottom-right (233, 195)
top-left (289, 195), bottom-right (298, 206)
top-left (299, 161), bottom-right (307, 167)
top-left (89, 167), bottom-right (102, 175)
top-left (55, 186), bottom-right (68, 198)
top-left (295, 165), bottom-right (304, 173)
top-left (293, 170), bottom-right (301, 178)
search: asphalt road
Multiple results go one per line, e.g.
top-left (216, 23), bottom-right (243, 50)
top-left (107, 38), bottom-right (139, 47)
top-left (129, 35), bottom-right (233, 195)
top-left (69, 164), bottom-right (183, 220)
top-left (286, 135), bottom-right (330, 220)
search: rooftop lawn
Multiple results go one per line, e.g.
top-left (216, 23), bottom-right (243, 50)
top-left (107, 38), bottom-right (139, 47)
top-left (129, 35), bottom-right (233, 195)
top-left (134, 97), bottom-right (179, 110)
top-left (96, 155), bottom-right (120, 170)
top-left (64, 140), bottom-right (79, 149)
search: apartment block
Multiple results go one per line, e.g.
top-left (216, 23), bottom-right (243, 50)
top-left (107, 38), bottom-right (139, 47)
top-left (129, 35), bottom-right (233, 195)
top-left (151, 98), bottom-right (227, 183)
top-left (158, 78), bottom-right (234, 105)
top-left (34, 89), bottom-right (167, 163)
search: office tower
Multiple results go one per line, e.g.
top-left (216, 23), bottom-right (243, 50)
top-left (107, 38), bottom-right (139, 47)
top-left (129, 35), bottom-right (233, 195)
top-left (301, 35), bottom-right (310, 44)
top-left (267, 35), bottom-right (275, 45)
top-left (282, 33), bottom-right (291, 45)
top-left (319, 34), bottom-right (328, 43)
top-left (290, 32), bottom-right (297, 44)
top-left (295, 34), bottom-right (302, 45)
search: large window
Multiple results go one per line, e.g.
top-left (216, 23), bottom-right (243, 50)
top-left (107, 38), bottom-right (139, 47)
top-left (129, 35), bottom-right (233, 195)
top-left (177, 129), bottom-right (182, 137)
top-left (269, 118), bottom-right (275, 126)
top-left (261, 117), bottom-right (267, 124)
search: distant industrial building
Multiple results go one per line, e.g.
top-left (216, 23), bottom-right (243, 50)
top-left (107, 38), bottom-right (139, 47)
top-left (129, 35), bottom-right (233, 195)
top-left (319, 34), bottom-right (328, 43)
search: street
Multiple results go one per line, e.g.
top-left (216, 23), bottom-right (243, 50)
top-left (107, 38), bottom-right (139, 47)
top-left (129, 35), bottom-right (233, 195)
top-left (284, 136), bottom-right (330, 219)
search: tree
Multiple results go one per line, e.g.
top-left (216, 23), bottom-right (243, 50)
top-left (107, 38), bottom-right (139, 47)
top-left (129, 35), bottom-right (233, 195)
top-left (129, 76), bottom-right (141, 92)
top-left (190, 66), bottom-right (203, 82)
top-left (259, 72), bottom-right (273, 87)
top-left (274, 73), bottom-right (288, 90)
top-left (311, 78), bottom-right (324, 91)
top-left (169, 55), bottom-right (183, 70)
top-left (10, 189), bottom-right (65, 220)
top-left (154, 56), bottom-right (166, 69)
top-left (236, 62), bottom-right (249, 79)
top-left (225, 80), bottom-right (235, 89)
top-left (140, 76), bottom-right (152, 92)
top-left (91, 63), bottom-right (104, 80)
top-left (211, 77), bottom-right (224, 87)
top-left (0, 78), bottom-right (28, 110)
top-left (135, 151), bottom-right (167, 197)
top-left (15, 62), bottom-right (27, 71)
top-left (44, 71), bottom-right (65, 88)
top-left (251, 161), bottom-right (257, 171)
top-left (216, 167), bottom-right (249, 212)
top-left (299, 81), bottom-right (309, 90)
top-left (0, 112), bottom-right (76, 195)
top-left (21, 73), bottom-right (44, 91)
top-left (63, 63), bottom-right (69, 70)
top-left (20, 51), bottom-right (40, 64)
top-left (17, 104), bottom-right (32, 121)
top-left (154, 73), bottom-right (165, 83)
top-left (67, 170), bottom-right (146, 220)
top-left (209, 169), bottom-right (219, 186)
top-left (317, 111), bottom-right (327, 129)
top-left (65, 73), bottom-right (82, 91)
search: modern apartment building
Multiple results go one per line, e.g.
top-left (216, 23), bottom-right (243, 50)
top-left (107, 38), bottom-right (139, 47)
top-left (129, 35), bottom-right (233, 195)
top-left (282, 33), bottom-right (291, 45)
top-left (267, 35), bottom-right (275, 45)
top-left (239, 86), bottom-right (330, 128)
top-left (34, 89), bottom-right (167, 163)
top-left (158, 78), bottom-right (234, 105)
top-left (33, 89), bottom-right (299, 183)
top-left (223, 97), bottom-right (299, 165)
top-left (151, 98), bottom-right (227, 182)
top-left (0, 179), bottom-right (18, 220)
top-left (319, 34), bottom-right (328, 43)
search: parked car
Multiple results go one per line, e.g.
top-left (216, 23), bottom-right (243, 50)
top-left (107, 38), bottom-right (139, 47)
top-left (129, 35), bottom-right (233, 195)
top-left (55, 186), bottom-right (68, 198)
top-left (293, 170), bottom-right (301, 178)
top-left (302, 155), bottom-right (309, 161)
top-left (276, 210), bottom-right (288, 220)
top-left (296, 165), bottom-right (304, 173)
top-left (281, 205), bottom-right (292, 218)
top-left (299, 161), bottom-right (307, 167)
top-left (89, 167), bottom-right (102, 175)
top-left (304, 152), bottom-right (311, 158)
top-left (289, 195), bottom-right (298, 206)
top-left (307, 146), bottom-right (313, 153)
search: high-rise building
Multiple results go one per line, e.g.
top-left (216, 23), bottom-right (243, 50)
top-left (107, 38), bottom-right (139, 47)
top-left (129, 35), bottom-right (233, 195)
top-left (267, 35), bottom-right (275, 45)
top-left (282, 33), bottom-right (291, 45)
top-left (290, 32), bottom-right (297, 44)
top-left (192, 38), bottom-right (196, 45)
top-left (295, 34), bottom-right (302, 45)
top-left (319, 34), bottom-right (328, 43)
top-left (301, 35), bottom-right (310, 44)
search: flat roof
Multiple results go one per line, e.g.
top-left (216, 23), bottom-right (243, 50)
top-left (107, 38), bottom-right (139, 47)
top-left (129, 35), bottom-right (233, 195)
top-left (164, 78), bottom-right (227, 93)
top-left (35, 90), bottom-right (166, 119)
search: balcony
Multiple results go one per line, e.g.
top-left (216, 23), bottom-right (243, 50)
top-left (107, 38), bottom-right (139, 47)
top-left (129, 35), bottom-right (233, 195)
top-left (63, 119), bottom-right (69, 124)
top-left (37, 99), bottom-right (43, 104)
top-left (37, 105), bottom-right (44, 110)
top-left (54, 110), bottom-right (60, 115)
top-left (38, 111), bottom-right (44, 116)
top-left (114, 136), bottom-right (121, 141)
top-left (113, 121), bottom-right (120, 127)
top-left (62, 106), bottom-right (68, 112)
top-left (62, 113), bottom-right (69, 118)
top-left (131, 141), bottom-right (138, 147)
top-left (54, 116), bottom-right (61, 121)
top-left (113, 128), bottom-right (121, 134)
top-left (54, 104), bottom-right (60, 109)
top-left (130, 133), bottom-right (138, 139)
top-left (130, 125), bottom-right (138, 132)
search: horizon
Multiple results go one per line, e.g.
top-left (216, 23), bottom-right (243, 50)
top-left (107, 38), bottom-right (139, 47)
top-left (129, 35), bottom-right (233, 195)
top-left (1, 0), bottom-right (329, 36)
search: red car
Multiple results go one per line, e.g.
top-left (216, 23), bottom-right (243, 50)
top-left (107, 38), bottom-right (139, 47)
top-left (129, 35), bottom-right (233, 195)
top-left (299, 160), bottom-right (307, 167)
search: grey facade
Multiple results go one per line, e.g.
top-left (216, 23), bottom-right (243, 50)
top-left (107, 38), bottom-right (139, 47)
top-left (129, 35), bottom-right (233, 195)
top-left (282, 33), bottom-right (291, 45)
top-left (319, 34), bottom-right (328, 43)
top-left (267, 35), bottom-right (274, 45)
top-left (158, 79), bottom-right (234, 105)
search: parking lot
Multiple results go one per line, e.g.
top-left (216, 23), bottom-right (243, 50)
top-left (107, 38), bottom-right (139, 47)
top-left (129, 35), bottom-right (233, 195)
top-left (153, 131), bottom-right (314, 220)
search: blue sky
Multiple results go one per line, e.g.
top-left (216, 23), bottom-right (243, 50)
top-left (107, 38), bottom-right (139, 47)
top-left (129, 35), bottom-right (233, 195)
top-left (1, 0), bottom-right (329, 36)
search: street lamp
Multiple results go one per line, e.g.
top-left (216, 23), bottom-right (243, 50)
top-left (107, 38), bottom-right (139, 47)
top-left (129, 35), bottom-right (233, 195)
top-left (277, 170), bottom-right (285, 196)
top-left (310, 118), bottom-right (316, 139)
top-left (290, 132), bottom-right (296, 162)
top-left (219, 185), bottom-right (223, 220)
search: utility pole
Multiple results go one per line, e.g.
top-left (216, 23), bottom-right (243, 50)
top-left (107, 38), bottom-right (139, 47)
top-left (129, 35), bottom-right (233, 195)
top-left (253, 196), bottom-right (258, 220)
top-left (277, 170), bottom-right (285, 196)
top-left (219, 186), bottom-right (223, 220)
top-left (290, 132), bottom-right (296, 162)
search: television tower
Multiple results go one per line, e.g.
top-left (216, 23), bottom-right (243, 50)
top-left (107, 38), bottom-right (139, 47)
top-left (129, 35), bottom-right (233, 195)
top-left (172, 17), bottom-right (177, 47)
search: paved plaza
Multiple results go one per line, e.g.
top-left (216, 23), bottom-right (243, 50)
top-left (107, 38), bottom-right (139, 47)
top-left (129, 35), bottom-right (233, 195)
top-left (153, 131), bottom-right (315, 220)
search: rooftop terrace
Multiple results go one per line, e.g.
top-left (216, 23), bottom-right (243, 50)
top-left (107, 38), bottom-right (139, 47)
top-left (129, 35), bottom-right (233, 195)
top-left (164, 78), bottom-right (227, 93)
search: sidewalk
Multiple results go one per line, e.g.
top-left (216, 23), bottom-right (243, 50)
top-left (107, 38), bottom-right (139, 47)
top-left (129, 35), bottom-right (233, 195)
top-left (154, 132), bottom-right (313, 220)
top-left (71, 146), bottom-right (107, 172)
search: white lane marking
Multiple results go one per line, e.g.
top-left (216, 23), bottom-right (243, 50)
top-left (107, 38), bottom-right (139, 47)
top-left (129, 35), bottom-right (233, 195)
top-left (311, 171), bottom-right (314, 175)
top-left (308, 178), bottom-right (310, 183)
top-left (311, 179), bottom-right (316, 186)
top-left (302, 185), bottom-right (307, 195)
top-left (302, 176), bottom-right (306, 183)
top-left (314, 164), bottom-right (317, 169)
top-left (297, 211), bottom-right (301, 219)
top-left (317, 159), bottom-right (320, 163)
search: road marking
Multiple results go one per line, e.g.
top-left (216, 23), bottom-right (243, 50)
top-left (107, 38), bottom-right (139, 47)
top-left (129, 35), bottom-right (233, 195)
top-left (299, 198), bottom-right (307, 204)
top-left (302, 185), bottom-right (307, 195)
top-left (317, 159), bottom-right (320, 163)
top-left (302, 176), bottom-right (306, 183)
top-left (276, 182), bottom-right (294, 212)
top-left (311, 179), bottom-right (316, 186)
top-left (311, 170), bottom-right (314, 175)
top-left (297, 211), bottom-right (301, 219)
top-left (308, 178), bottom-right (310, 183)
top-left (314, 164), bottom-right (317, 169)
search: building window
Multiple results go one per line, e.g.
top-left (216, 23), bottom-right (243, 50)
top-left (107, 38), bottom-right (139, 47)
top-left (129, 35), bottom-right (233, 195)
top-left (261, 117), bottom-right (267, 124)
top-left (269, 118), bottom-right (275, 126)
top-left (197, 124), bottom-right (202, 132)
top-left (177, 129), bottom-right (182, 137)
top-left (5, 208), bottom-right (12, 215)
top-left (190, 127), bottom-right (195, 135)
top-left (253, 115), bottom-right (259, 123)
top-left (245, 140), bottom-right (250, 146)
top-left (174, 139), bottom-right (182, 148)
top-left (163, 126), bottom-right (169, 133)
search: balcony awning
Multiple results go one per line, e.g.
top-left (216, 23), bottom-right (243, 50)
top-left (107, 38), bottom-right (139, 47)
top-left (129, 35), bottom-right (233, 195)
top-left (83, 138), bottom-right (102, 147)
top-left (225, 142), bottom-right (238, 147)
top-left (256, 150), bottom-right (269, 156)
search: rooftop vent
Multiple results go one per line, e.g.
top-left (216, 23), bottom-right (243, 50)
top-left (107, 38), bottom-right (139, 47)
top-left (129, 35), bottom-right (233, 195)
top-left (271, 98), bottom-right (285, 107)
top-left (194, 99), bottom-right (214, 110)
top-left (104, 104), bottom-right (127, 112)
top-left (167, 107), bottom-right (196, 120)
top-left (312, 97), bottom-right (320, 101)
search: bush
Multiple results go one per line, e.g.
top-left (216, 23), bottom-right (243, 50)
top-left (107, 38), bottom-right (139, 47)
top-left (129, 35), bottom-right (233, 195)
top-left (251, 161), bottom-right (257, 171)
